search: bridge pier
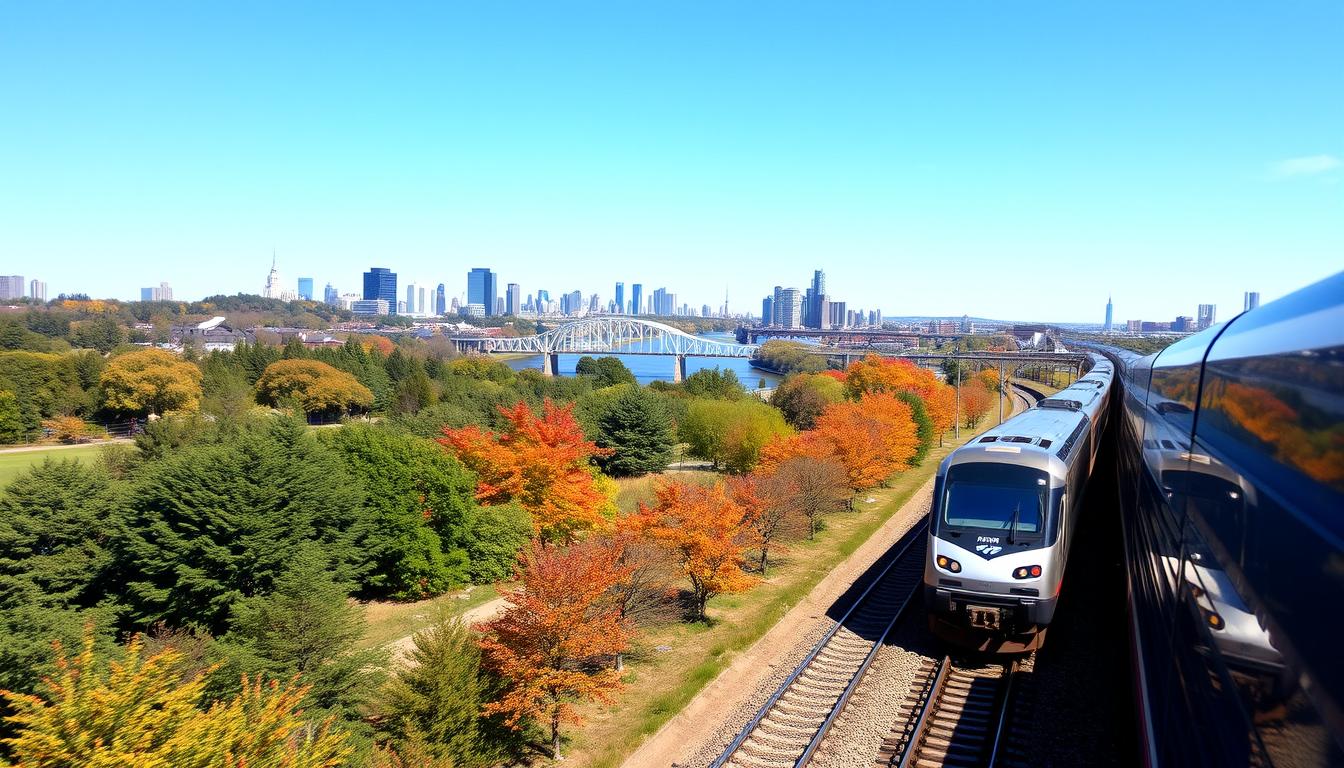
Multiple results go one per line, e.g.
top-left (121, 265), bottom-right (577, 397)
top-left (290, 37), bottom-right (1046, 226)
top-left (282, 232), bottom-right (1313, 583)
top-left (673, 355), bottom-right (688, 383)
top-left (542, 353), bottom-right (559, 377)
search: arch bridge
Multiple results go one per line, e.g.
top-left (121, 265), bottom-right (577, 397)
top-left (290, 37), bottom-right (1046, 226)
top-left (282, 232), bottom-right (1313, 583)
top-left (452, 317), bottom-right (757, 381)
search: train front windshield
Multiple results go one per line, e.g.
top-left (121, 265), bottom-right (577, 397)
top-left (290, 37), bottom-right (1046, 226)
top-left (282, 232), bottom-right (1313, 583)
top-left (940, 463), bottom-right (1051, 541)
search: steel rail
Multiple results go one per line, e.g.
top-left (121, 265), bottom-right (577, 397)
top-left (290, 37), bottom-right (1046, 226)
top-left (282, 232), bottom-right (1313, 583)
top-left (710, 518), bottom-right (929, 768)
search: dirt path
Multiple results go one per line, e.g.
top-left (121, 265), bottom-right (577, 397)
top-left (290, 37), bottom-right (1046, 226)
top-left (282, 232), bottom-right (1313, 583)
top-left (621, 476), bottom-right (937, 768)
top-left (383, 596), bottom-right (509, 666)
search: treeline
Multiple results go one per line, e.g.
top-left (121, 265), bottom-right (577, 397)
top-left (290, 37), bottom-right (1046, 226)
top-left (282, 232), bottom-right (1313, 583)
top-left (751, 339), bottom-right (828, 374)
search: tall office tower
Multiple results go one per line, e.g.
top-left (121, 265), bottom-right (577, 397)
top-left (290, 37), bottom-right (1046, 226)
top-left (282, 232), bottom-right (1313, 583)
top-left (0, 276), bottom-right (23, 300)
top-left (567, 290), bottom-right (582, 314)
top-left (263, 256), bottom-right (283, 299)
top-left (652, 287), bottom-right (667, 315)
top-left (29, 279), bottom-right (47, 302)
top-left (614, 282), bottom-right (625, 314)
top-left (506, 283), bottom-right (522, 315)
top-left (140, 282), bottom-right (171, 301)
top-left (762, 295), bottom-right (774, 324)
top-left (1244, 292), bottom-right (1260, 312)
top-left (631, 284), bottom-right (644, 315)
top-left (467, 268), bottom-right (499, 315)
top-left (450, 296), bottom-right (460, 313)
top-left (771, 286), bottom-right (783, 325)
top-left (1104, 295), bottom-right (1114, 332)
top-left (589, 294), bottom-right (600, 312)
top-left (803, 287), bottom-right (816, 327)
top-left (496, 297), bottom-right (505, 315)
top-left (420, 287), bottom-right (428, 316)
top-left (1197, 303), bottom-right (1216, 330)
top-left (808, 270), bottom-right (826, 328)
top-left (324, 283), bottom-right (339, 306)
top-left (536, 289), bottom-right (551, 313)
top-left (297, 277), bottom-right (314, 300)
top-left (140, 286), bottom-right (156, 301)
top-left (435, 284), bottom-right (446, 315)
top-left (363, 267), bottom-right (398, 313)
top-left (404, 284), bottom-right (419, 315)
top-left (776, 288), bottom-right (802, 328)
top-left (828, 301), bottom-right (847, 328)
top-left (819, 299), bottom-right (831, 329)
top-left (873, 309), bottom-right (882, 327)
top-left (158, 281), bottom-right (172, 301)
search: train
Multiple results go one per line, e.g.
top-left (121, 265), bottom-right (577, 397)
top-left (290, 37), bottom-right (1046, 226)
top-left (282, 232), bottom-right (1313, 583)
top-left (923, 352), bottom-right (1114, 652)
top-left (1104, 272), bottom-right (1343, 766)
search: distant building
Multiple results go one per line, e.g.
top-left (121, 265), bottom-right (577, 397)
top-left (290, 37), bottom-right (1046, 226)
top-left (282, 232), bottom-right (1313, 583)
top-left (1127, 320), bottom-right (1143, 333)
top-left (467, 268), bottom-right (499, 316)
top-left (338, 293), bottom-right (360, 310)
top-left (28, 280), bottom-right (47, 303)
top-left (176, 317), bottom-right (253, 351)
top-left (297, 277), bottom-right (314, 300)
top-left (960, 314), bottom-right (973, 333)
top-left (1244, 291), bottom-right (1260, 311)
top-left (928, 320), bottom-right (959, 334)
top-left (1173, 316), bottom-right (1195, 332)
top-left (1141, 320), bottom-right (1173, 332)
top-left (827, 300), bottom-right (846, 329)
top-left (404, 283), bottom-right (421, 315)
top-left (807, 270), bottom-right (826, 329)
top-left (589, 293), bottom-right (600, 313)
top-left (1197, 304), bottom-right (1216, 330)
top-left (1104, 295), bottom-right (1113, 332)
top-left (324, 283), bottom-right (340, 306)
top-left (614, 282), bottom-right (625, 314)
top-left (462, 303), bottom-right (486, 317)
top-left (0, 276), bottom-right (22, 300)
top-left (351, 299), bottom-right (390, 316)
top-left (363, 267), bottom-right (397, 313)
top-left (761, 295), bottom-right (774, 324)
top-left (631, 284), bottom-right (644, 316)
top-left (140, 281), bottom-right (172, 302)
top-left (263, 257), bottom-right (295, 300)
top-left (435, 284), bottom-right (447, 315)
top-left (774, 287), bottom-right (802, 328)
top-left (495, 297), bottom-right (505, 315)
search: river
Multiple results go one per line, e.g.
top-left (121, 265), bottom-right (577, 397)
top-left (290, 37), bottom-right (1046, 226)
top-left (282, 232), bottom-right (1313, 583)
top-left (501, 331), bottom-right (782, 387)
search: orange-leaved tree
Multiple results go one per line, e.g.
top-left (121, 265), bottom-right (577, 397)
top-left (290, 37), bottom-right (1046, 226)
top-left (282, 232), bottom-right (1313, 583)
top-left (811, 393), bottom-right (920, 490)
top-left (0, 630), bottom-right (351, 767)
top-left (727, 474), bottom-right (803, 574)
top-left (960, 380), bottom-right (994, 429)
top-left (477, 541), bottom-right (629, 760)
top-left (843, 354), bottom-right (957, 440)
top-left (626, 479), bottom-right (758, 620)
top-left (440, 399), bottom-right (613, 543)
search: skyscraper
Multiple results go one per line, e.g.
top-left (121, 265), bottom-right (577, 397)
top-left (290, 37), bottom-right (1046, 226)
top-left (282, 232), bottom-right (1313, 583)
top-left (1197, 304), bottom-right (1216, 330)
top-left (140, 282), bottom-right (172, 301)
top-left (435, 284), bottom-right (447, 315)
top-left (467, 268), bottom-right (498, 316)
top-left (1104, 295), bottom-right (1113, 332)
top-left (762, 295), bottom-right (774, 323)
top-left (807, 270), bottom-right (825, 329)
top-left (0, 276), bottom-right (22, 300)
top-left (29, 279), bottom-right (46, 303)
top-left (1244, 292), bottom-right (1260, 312)
top-left (536, 289), bottom-right (551, 313)
top-left (631, 283), bottom-right (643, 316)
top-left (363, 267), bottom-right (398, 313)
top-left (506, 283), bottom-right (521, 315)
top-left (404, 283), bottom-right (419, 315)
top-left (297, 277), bottom-right (314, 300)
top-left (776, 288), bottom-right (803, 328)
top-left (324, 283), bottom-right (340, 306)
top-left (614, 282), bottom-right (625, 314)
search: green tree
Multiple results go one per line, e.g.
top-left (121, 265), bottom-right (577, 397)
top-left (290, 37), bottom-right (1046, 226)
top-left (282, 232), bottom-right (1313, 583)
top-left (770, 373), bottom-right (845, 430)
top-left (594, 385), bottom-right (675, 476)
top-left (464, 502), bottom-right (532, 584)
top-left (393, 367), bottom-right (437, 414)
top-left (100, 348), bottom-right (205, 415)
top-left (69, 316), bottom-right (125, 352)
top-left (381, 616), bottom-right (490, 767)
top-left (575, 356), bottom-right (637, 388)
top-left (681, 398), bottom-right (793, 473)
top-left (210, 549), bottom-right (384, 725)
top-left (116, 418), bottom-right (369, 633)
top-left (682, 367), bottom-right (745, 400)
top-left (896, 391), bottom-right (935, 467)
top-left (0, 390), bottom-right (26, 443)
top-left (321, 425), bottom-right (475, 599)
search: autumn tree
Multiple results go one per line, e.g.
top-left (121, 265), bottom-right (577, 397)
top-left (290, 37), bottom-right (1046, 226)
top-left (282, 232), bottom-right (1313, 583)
top-left (0, 631), bottom-right (352, 767)
top-left (770, 372), bottom-right (845, 430)
top-left (767, 456), bottom-right (850, 537)
top-left (680, 398), bottom-right (793, 473)
top-left (440, 400), bottom-right (613, 544)
top-left (960, 380), bottom-right (994, 428)
top-left (99, 348), bottom-right (204, 415)
top-left (793, 393), bottom-right (922, 490)
top-left (477, 542), bottom-right (629, 760)
top-left (600, 532), bottom-right (679, 671)
top-left (628, 480), bottom-right (757, 620)
top-left (255, 358), bottom-right (375, 415)
top-left (842, 353), bottom-right (956, 440)
top-left (728, 474), bottom-right (804, 573)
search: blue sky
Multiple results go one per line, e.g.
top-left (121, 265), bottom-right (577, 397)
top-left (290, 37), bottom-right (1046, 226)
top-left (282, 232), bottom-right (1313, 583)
top-left (0, 2), bottom-right (1340, 322)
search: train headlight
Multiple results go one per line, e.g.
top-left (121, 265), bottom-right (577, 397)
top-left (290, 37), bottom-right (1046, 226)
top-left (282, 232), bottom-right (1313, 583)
top-left (936, 555), bottom-right (962, 573)
top-left (1013, 565), bottom-right (1042, 579)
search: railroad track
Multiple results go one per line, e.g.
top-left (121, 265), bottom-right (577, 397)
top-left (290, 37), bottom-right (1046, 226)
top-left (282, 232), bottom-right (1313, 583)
top-left (711, 522), bottom-right (929, 768)
top-left (876, 655), bottom-right (1024, 768)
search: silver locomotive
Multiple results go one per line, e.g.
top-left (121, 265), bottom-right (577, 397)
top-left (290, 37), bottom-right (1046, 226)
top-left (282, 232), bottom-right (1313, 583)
top-left (924, 353), bottom-right (1114, 651)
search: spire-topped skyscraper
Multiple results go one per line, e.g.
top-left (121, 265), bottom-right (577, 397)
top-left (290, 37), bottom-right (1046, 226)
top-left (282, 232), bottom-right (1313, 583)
top-left (1104, 294), bottom-right (1114, 332)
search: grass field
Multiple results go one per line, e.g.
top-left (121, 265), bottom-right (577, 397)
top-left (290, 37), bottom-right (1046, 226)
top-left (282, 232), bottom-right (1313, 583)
top-left (0, 443), bottom-right (113, 485)
top-left (559, 437), bottom-right (965, 768)
top-left (358, 583), bottom-right (502, 651)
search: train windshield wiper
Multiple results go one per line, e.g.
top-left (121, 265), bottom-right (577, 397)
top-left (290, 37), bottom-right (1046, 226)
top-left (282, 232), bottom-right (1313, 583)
top-left (1008, 502), bottom-right (1021, 545)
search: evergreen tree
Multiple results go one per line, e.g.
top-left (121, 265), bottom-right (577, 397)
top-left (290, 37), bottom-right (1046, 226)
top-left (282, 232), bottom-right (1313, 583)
top-left (575, 356), bottom-right (637, 388)
top-left (381, 616), bottom-right (490, 766)
top-left (116, 417), bottom-right (369, 633)
top-left (210, 549), bottom-right (384, 725)
top-left (595, 386), bottom-right (675, 476)
top-left (321, 425), bottom-right (474, 599)
top-left (896, 391), bottom-right (935, 466)
top-left (464, 502), bottom-right (532, 583)
top-left (0, 390), bottom-right (26, 443)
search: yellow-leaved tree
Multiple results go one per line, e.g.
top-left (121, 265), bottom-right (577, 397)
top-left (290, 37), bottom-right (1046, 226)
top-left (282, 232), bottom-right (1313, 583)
top-left (254, 359), bottom-right (374, 415)
top-left (0, 630), bottom-right (352, 767)
top-left (100, 348), bottom-right (203, 415)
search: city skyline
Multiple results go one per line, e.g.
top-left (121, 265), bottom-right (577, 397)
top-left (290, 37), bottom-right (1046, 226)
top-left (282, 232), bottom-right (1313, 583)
top-left (1, 4), bottom-right (1340, 321)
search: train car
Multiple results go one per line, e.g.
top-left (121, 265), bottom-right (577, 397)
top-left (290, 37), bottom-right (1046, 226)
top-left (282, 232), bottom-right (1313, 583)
top-left (923, 352), bottom-right (1114, 651)
top-left (1102, 271), bottom-right (1344, 766)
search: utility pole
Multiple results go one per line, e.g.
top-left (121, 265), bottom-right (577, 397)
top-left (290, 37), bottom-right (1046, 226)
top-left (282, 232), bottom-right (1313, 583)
top-left (954, 361), bottom-right (961, 441)
top-left (998, 364), bottom-right (1005, 424)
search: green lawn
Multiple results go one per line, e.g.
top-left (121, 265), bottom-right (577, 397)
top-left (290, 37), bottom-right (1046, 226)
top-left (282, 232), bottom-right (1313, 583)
top-left (0, 444), bottom-right (111, 485)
